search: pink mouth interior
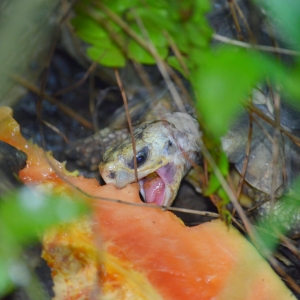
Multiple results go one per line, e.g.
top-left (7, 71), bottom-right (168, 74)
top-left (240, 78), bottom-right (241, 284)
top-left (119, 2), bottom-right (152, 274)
top-left (140, 163), bottom-right (176, 206)
top-left (142, 172), bottom-right (166, 206)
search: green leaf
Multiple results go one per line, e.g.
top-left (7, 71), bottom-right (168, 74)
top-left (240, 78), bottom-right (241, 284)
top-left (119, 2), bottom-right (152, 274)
top-left (192, 47), bottom-right (271, 139)
top-left (87, 45), bottom-right (126, 67)
top-left (103, 0), bottom-right (139, 14)
top-left (71, 14), bottom-right (108, 41)
top-left (257, 0), bottom-right (300, 49)
top-left (0, 188), bottom-right (90, 244)
top-left (0, 252), bottom-right (15, 296)
top-left (128, 39), bottom-right (168, 64)
top-left (127, 7), bottom-right (171, 34)
top-left (218, 151), bottom-right (229, 176)
top-left (167, 56), bottom-right (188, 78)
top-left (217, 188), bottom-right (230, 206)
top-left (204, 173), bottom-right (221, 196)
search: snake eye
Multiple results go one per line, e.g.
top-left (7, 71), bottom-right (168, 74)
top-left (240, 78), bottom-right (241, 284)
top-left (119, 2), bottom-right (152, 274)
top-left (128, 146), bottom-right (149, 169)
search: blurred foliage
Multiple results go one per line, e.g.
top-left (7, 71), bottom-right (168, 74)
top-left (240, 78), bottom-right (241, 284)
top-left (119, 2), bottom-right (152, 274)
top-left (0, 188), bottom-right (90, 297)
top-left (71, 0), bottom-right (300, 218)
top-left (1, 0), bottom-right (300, 296)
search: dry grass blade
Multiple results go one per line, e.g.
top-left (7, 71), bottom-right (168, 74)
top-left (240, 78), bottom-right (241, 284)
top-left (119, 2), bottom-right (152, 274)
top-left (54, 60), bottom-right (99, 97)
top-left (280, 235), bottom-right (300, 260)
top-left (12, 74), bottom-right (92, 129)
top-left (163, 31), bottom-right (189, 77)
top-left (232, 0), bottom-right (253, 38)
top-left (236, 112), bottom-right (253, 200)
top-left (114, 69), bottom-right (138, 183)
top-left (132, 61), bottom-right (155, 98)
top-left (199, 139), bottom-right (255, 237)
top-left (269, 91), bottom-right (282, 212)
top-left (249, 103), bottom-right (300, 147)
top-left (213, 34), bottom-right (300, 56)
top-left (40, 119), bottom-right (69, 143)
top-left (228, 0), bottom-right (244, 40)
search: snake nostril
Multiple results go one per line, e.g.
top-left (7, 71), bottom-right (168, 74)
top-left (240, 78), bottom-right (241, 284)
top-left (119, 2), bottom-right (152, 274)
top-left (108, 171), bottom-right (116, 179)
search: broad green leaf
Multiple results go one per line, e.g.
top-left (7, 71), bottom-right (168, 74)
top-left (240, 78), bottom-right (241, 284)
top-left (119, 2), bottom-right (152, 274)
top-left (194, 0), bottom-right (211, 14)
top-left (103, 0), bottom-right (139, 14)
top-left (128, 39), bottom-right (168, 64)
top-left (257, 0), bottom-right (300, 49)
top-left (127, 7), bottom-right (171, 33)
top-left (0, 188), bottom-right (90, 243)
top-left (192, 48), bottom-right (271, 139)
top-left (87, 45), bottom-right (126, 67)
top-left (71, 14), bottom-right (108, 40)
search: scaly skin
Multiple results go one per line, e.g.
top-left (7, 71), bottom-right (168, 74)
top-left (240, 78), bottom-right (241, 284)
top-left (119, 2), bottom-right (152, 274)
top-left (99, 110), bottom-right (300, 236)
top-left (99, 112), bottom-right (201, 206)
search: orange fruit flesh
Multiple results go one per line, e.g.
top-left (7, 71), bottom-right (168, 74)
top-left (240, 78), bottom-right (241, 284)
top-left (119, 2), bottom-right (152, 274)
top-left (0, 106), bottom-right (295, 299)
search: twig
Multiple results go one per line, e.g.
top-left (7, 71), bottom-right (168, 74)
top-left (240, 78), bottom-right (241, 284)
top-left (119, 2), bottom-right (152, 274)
top-left (11, 74), bottom-right (93, 129)
top-left (163, 31), bottom-right (189, 77)
top-left (54, 60), bottom-right (99, 96)
top-left (213, 33), bottom-right (300, 56)
top-left (232, 0), bottom-right (253, 38)
top-left (228, 0), bottom-right (244, 41)
top-left (199, 140), bottom-right (255, 238)
top-left (249, 104), bottom-right (300, 147)
top-left (236, 112), bottom-right (253, 200)
top-left (114, 69), bottom-right (138, 182)
top-left (270, 90), bottom-right (281, 212)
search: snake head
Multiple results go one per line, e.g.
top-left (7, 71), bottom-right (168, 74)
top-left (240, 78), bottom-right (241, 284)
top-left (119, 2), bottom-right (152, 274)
top-left (99, 112), bottom-right (200, 206)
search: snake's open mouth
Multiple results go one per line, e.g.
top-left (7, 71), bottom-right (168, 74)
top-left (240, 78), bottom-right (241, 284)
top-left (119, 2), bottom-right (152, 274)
top-left (139, 163), bottom-right (176, 206)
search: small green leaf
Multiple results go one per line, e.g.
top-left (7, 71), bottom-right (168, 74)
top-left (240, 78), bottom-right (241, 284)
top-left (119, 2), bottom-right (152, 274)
top-left (104, 0), bottom-right (139, 14)
top-left (71, 14), bottom-right (108, 41)
top-left (0, 188), bottom-right (90, 243)
top-left (218, 151), bottom-right (229, 176)
top-left (167, 56), bottom-right (188, 78)
top-left (204, 173), bottom-right (221, 196)
top-left (87, 45), bottom-right (126, 67)
top-left (128, 39), bottom-right (168, 64)
top-left (217, 188), bottom-right (230, 207)
top-left (257, 0), bottom-right (300, 49)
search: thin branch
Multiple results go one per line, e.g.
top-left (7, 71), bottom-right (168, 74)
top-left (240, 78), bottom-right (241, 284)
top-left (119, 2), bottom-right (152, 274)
top-left (54, 60), bottom-right (99, 96)
top-left (213, 33), bottom-right (300, 56)
top-left (249, 104), bottom-right (300, 147)
top-left (236, 112), bottom-right (253, 200)
top-left (228, 0), bottom-right (244, 41)
top-left (114, 69), bottom-right (138, 182)
top-left (11, 74), bottom-right (93, 129)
